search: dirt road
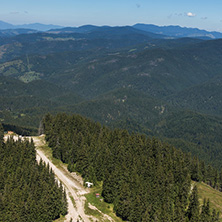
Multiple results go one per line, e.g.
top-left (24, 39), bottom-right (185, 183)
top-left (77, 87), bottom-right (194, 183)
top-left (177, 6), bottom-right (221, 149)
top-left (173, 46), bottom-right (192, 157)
top-left (32, 136), bottom-right (114, 222)
top-left (32, 136), bottom-right (92, 222)
top-left (4, 134), bottom-right (114, 222)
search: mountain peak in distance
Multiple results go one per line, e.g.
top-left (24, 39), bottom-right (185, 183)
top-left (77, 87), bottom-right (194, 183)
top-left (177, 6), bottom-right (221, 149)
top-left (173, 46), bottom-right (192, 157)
top-left (0, 20), bottom-right (64, 31)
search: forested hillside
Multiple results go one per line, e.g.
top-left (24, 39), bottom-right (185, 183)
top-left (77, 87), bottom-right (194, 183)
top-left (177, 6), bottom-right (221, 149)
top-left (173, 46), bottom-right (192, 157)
top-left (153, 110), bottom-right (222, 168)
top-left (43, 113), bottom-right (220, 221)
top-left (166, 76), bottom-right (222, 116)
top-left (2, 38), bottom-right (222, 99)
top-left (0, 76), bottom-right (82, 131)
top-left (1, 25), bottom-right (222, 184)
top-left (0, 124), bottom-right (68, 221)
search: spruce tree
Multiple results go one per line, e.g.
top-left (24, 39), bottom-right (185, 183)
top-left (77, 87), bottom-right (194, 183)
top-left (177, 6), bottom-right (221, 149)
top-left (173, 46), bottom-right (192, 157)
top-left (186, 185), bottom-right (200, 222)
top-left (200, 198), bottom-right (211, 222)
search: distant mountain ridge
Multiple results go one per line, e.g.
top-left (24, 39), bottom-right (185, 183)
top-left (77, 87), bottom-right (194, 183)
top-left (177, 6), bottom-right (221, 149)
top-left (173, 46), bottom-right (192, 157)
top-left (0, 21), bottom-right (14, 29)
top-left (1, 20), bottom-right (222, 39)
top-left (0, 28), bottom-right (38, 37)
top-left (48, 24), bottom-right (222, 39)
top-left (0, 20), bottom-right (63, 31)
top-left (133, 23), bottom-right (222, 39)
top-left (48, 25), bottom-right (99, 33)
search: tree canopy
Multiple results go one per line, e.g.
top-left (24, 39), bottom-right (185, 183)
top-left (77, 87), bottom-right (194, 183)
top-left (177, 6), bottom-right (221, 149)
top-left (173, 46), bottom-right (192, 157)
top-left (0, 124), bottom-right (67, 222)
top-left (43, 113), bottom-right (220, 221)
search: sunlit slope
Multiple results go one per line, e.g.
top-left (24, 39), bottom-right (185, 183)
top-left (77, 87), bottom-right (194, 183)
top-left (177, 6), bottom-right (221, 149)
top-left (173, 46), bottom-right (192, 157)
top-left (195, 182), bottom-right (222, 220)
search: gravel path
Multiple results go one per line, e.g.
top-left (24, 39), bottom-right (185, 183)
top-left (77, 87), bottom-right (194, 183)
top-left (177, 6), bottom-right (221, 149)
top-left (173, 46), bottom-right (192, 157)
top-left (33, 136), bottom-right (91, 222)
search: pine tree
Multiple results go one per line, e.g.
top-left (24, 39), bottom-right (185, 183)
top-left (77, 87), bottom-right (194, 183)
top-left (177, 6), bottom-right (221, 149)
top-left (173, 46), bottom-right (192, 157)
top-left (186, 185), bottom-right (200, 222)
top-left (142, 209), bottom-right (151, 222)
top-left (114, 182), bottom-right (132, 220)
top-left (200, 198), bottom-right (211, 222)
top-left (191, 157), bottom-right (201, 182)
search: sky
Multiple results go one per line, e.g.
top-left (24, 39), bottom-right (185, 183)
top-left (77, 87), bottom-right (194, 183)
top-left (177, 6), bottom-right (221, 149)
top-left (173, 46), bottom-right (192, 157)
top-left (1, 0), bottom-right (222, 32)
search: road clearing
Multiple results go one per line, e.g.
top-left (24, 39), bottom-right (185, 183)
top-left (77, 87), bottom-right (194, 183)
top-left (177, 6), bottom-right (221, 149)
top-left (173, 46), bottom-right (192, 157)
top-left (4, 134), bottom-right (114, 222)
top-left (31, 136), bottom-right (114, 222)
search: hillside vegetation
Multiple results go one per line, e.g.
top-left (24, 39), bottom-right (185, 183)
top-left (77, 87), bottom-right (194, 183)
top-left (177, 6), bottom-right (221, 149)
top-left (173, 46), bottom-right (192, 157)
top-left (43, 113), bottom-right (221, 221)
top-left (1, 32), bottom-right (222, 169)
top-left (196, 182), bottom-right (222, 221)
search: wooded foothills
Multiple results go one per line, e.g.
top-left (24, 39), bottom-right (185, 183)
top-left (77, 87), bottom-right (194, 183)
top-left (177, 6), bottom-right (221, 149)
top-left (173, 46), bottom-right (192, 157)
top-left (1, 25), bottom-right (222, 221)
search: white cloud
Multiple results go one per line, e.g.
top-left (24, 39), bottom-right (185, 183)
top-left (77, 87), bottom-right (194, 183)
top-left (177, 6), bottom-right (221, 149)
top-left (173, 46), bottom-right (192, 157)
top-left (186, 12), bottom-right (196, 17)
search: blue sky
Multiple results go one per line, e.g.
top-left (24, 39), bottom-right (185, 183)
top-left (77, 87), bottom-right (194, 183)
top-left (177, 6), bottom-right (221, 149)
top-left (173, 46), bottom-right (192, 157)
top-left (1, 0), bottom-right (222, 31)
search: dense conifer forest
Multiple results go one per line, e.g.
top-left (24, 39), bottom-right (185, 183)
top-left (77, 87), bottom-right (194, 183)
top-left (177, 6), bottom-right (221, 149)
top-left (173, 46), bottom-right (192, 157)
top-left (43, 113), bottom-right (220, 221)
top-left (0, 124), bottom-right (67, 222)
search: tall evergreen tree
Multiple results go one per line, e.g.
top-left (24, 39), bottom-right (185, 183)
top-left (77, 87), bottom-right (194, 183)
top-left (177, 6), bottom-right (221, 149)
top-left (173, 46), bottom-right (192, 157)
top-left (200, 198), bottom-right (211, 222)
top-left (186, 185), bottom-right (200, 222)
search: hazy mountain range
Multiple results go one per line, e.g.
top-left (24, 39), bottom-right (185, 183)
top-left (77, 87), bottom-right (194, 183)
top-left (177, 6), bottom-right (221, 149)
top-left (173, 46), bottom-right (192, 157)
top-left (0, 20), bottom-right (63, 31)
top-left (133, 23), bottom-right (222, 39)
top-left (0, 20), bottom-right (222, 39)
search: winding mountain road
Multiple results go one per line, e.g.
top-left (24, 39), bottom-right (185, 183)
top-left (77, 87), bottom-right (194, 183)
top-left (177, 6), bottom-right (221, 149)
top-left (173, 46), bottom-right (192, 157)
top-left (31, 136), bottom-right (114, 222)
top-left (32, 136), bottom-right (93, 222)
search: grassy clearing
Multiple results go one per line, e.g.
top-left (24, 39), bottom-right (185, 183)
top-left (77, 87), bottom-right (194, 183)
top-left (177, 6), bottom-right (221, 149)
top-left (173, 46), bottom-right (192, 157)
top-left (19, 71), bottom-right (41, 83)
top-left (84, 200), bottom-right (104, 220)
top-left (195, 182), bottom-right (222, 221)
top-left (85, 186), bottom-right (123, 222)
